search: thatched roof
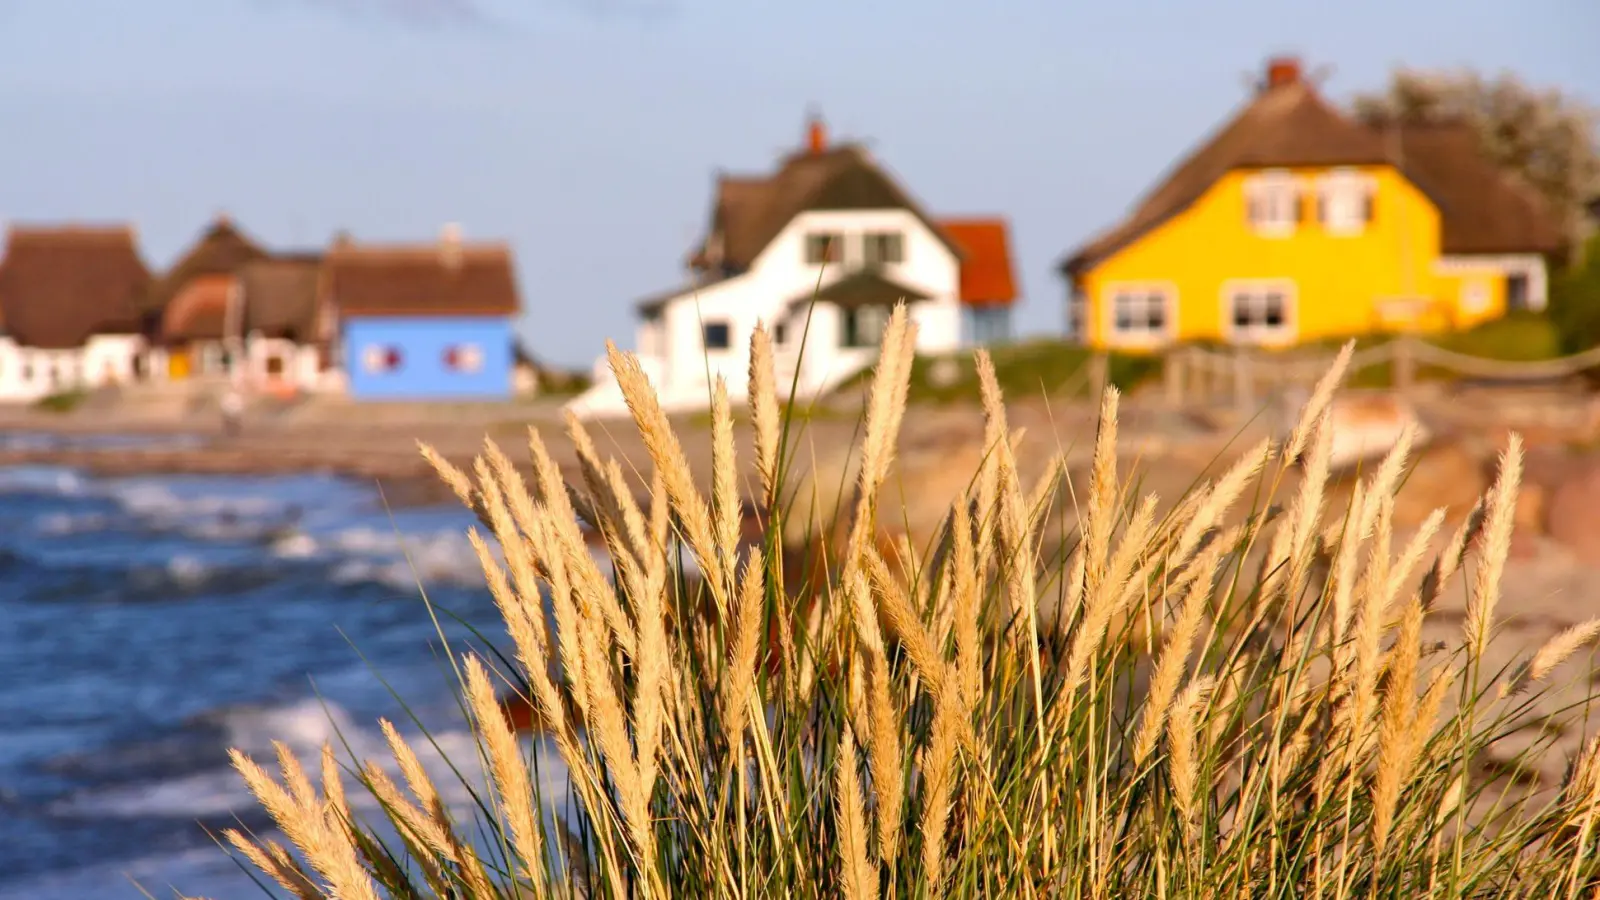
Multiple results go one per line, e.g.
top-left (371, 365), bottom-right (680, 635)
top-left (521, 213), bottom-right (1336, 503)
top-left (0, 225), bottom-right (151, 348)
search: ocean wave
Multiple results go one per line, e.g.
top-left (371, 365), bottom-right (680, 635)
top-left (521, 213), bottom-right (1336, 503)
top-left (40, 695), bottom-right (574, 864)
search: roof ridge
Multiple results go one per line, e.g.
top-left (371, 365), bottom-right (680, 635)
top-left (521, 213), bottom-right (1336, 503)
top-left (6, 223), bottom-right (138, 241)
top-left (328, 243), bottom-right (511, 260)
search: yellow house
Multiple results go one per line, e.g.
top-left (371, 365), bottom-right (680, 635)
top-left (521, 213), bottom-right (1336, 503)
top-left (1060, 57), bottom-right (1567, 352)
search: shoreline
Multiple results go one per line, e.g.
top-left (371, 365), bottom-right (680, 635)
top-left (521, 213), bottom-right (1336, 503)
top-left (0, 431), bottom-right (463, 508)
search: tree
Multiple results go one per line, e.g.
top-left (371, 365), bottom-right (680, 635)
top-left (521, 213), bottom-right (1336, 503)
top-left (1351, 68), bottom-right (1600, 251)
top-left (1549, 233), bottom-right (1600, 353)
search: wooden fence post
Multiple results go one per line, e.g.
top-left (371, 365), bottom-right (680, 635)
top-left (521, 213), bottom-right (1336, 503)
top-left (1233, 347), bottom-right (1254, 412)
top-left (1164, 346), bottom-right (1186, 408)
top-left (1393, 336), bottom-right (1417, 395)
top-left (1089, 352), bottom-right (1109, 404)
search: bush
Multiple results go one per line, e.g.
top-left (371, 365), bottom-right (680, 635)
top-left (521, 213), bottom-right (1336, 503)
top-left (1550, 236), bottom-right (1600, 355)
top-left (1432, 311), bottom-right (1565, 361)
top-left (33, 388), bottom-right (88, 413)
top-left (210, 316), bottom-right (1600, 899)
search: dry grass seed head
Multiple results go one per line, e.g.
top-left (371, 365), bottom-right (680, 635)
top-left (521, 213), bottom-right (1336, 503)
top-left (1134, 546), bottom-right (1222, 766)
top-left (721, 547), bottom-right (768, 745)
top-left (836, 725), bottom-right (880, 900)
top-left (1282, 340), bottom-right (1354, 467)
top-left (463, 654), bottom-right (546, 884)
top-left (1464, 434), bottom-right (1523, 660)
top-left (748, 321), bottom-right (783, 502)
top-left (1511, 617), bottom-right (1600, 695)
top-left (605, 340), bottom-right (729, 597)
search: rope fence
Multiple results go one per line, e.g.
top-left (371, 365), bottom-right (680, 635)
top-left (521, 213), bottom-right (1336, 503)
top-left (1157, 335), bottom-right (1600, 410)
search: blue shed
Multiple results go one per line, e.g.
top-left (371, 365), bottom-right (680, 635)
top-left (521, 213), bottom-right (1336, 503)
top-left (326, 230), bottom-right (522, 401)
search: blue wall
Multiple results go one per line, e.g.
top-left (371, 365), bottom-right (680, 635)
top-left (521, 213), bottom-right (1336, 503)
top-left (343, 316), bottom-right (514, 400)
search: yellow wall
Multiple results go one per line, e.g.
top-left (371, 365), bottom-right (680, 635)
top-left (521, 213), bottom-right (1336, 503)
top-left (1436, 266), bottom-right (1509, 331)
top-left (1079, 166), bottom-right (1457, 351)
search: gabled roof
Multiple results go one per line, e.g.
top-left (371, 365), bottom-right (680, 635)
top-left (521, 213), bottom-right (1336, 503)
top-left (148, 215), bottom-right (268, 312)
top-left (1063, 63), bottom-right (1388, 275)
top-left (324, 237), bottom-right (521, 317)
top-left (239, 253), bottom-right (325, 342)
top-left (0, 224), bottom-right (152, 349)
top-left (635, 279), bottom-right (714, 318)
top-left (1392, 121), bottom-right (1565, 256)
top-left (1061, 59), bottom-right (1569, 275)
top-left (940, 218), bottom-right (1017, 307)
top-left (782, 269), bottom-right (931, 313)
top-left (688, 120), bottom-right (965, 272)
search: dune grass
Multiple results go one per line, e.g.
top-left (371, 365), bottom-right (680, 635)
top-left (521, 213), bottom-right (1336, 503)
top-left (200, 307), bottom-right (1600, 899)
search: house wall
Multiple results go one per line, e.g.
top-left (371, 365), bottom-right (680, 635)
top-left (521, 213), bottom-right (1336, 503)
top-left (82, 335), bottom-right (145, 387)
top-left (1434, 254), bottom-right (1550, 328)
top-left (657, 208), bottom-right (961, 402)
top-left (0, 335), bottom-right (146, 402)
top-left (1077, 165), bottom-right (1449, 352)
top-left (342, 316), bottom-right (513, 400)
top-left (246, 336), bottom-right (322, 391)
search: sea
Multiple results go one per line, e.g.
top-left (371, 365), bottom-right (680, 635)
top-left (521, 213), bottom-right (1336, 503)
top-left (0, 433), bottom-right (569, 899)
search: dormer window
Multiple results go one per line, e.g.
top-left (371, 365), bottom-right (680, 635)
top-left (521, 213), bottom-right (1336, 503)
top-left (804, 232), bottom-right (842, 265)
top-left (1315, 169), bottom-right (1376, 235)
top-left (1244, 171), bottom-right (1300, 235)
top-left (862, 232), bottom-right (905, 266)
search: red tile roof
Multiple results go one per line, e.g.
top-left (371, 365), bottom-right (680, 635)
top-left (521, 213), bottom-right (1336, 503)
top-left (940, 218), bottom-right (1017, 307)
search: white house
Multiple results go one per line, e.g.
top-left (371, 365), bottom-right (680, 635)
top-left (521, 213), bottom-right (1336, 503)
top-left (567, 116), bottom-right (1017, 418)
top-left (0, 224), bottom-right (153, 402)
top-left (234, 252), bottom-right (335, 395)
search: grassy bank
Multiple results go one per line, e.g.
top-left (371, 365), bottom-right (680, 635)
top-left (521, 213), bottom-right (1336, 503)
top-left (210, 310), bottom-right (1600, 899)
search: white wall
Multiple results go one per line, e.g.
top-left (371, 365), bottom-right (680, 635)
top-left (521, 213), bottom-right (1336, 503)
top-left (245, 336), bottom-right (322, 391)
top-left (83, 335), bottom-right (144, 387)
top-left (611, 209), bottom-right (960, 414)
top-left (0, 334), bottom-right (147, 403)
top-left (1434, 254), bottom-right (1550, 311)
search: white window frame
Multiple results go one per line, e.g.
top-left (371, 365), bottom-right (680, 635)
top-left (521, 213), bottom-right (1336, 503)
top-left (702, 318), bottom-right (733, 352)
top-left (445, 343), bottom-right (484, 373)
top-left (1244, 170), bottom-right (1300, 237)
top-left (1221, 279), bottom-right (1297, 345)
top-left (862, 231), bottom-right (906, 267)
top-left (362, 344), bottom-right (401, 374)
top-left (1315, 168), bottom-right (1375, 236)
top-left (1103, 282), bottom-right (1177, 348)
top-left (803, 232), bottom-right (843, 265)
top-left (1068, 284), bottom-right (1088, 344)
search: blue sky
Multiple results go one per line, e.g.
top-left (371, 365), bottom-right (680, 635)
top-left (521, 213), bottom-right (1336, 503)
top-left (0, 0), bottom-right (1594, 367)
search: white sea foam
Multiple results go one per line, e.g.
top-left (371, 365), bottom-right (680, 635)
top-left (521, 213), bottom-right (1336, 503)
top-left (44, 694), bottom-right (577, 896)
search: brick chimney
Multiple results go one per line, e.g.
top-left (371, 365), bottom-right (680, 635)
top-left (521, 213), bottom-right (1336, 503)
top-left (1264, 56), bottom-right (1303, 90)
top-left (806, 113), bottom-right (827, 155)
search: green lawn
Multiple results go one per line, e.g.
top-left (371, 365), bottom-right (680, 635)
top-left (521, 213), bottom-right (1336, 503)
top-left (838, 338), bottom-right (1163, 405)
top-left (823, 314), bottom-right (1567, 402)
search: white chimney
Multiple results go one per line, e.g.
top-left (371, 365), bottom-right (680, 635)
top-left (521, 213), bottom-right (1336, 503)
top-left (440, 222), bottom-right (463, 269)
